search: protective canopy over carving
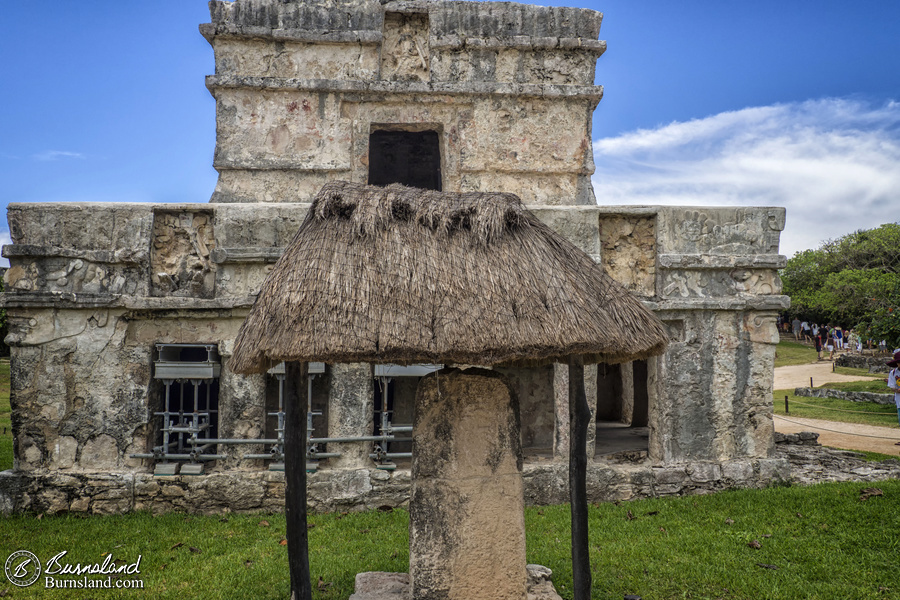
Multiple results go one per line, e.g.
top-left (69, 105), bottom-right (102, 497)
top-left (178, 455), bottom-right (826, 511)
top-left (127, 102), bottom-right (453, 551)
top-left (230, 181), bottom-right (668, 372)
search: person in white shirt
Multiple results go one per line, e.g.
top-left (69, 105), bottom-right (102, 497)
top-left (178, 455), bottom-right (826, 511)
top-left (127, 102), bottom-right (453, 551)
top-left (887, 351), bottom-right (900, 445)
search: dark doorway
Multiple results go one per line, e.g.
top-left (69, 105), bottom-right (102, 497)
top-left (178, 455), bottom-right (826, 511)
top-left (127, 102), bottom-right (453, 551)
top-left (595, 363), bottom-right (623, 421)
top-left (594, 361), bottom-right (650, 460)
top-left (368, 130), bottom-right (442, 190)
top-left (631, 359), bottom-right (649, 428)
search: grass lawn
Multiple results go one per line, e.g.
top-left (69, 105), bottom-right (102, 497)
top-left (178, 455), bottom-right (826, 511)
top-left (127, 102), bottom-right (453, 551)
top-left (819, 379), bottom-right (893, 394)
top-left (841, 449), bottom-right (899, 462)
top-left (833, 365), bottom-right (886, 379)
top-left (0, 359), bottom-right (11, 471)
top-left (1, 480), bottom-right (898, 599)
top-left (774, 341), bottom-right (817, 368)
top-left (774, 389), bottom-right (899, 429)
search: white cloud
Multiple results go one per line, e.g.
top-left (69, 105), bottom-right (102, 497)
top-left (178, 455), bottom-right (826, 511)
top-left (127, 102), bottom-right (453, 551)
top-left (32, 150), bottom-right (86, 161)
top-left (0, 231), bottom-right (11, 269)
top-left (592, 98), bottom-right (900, 257)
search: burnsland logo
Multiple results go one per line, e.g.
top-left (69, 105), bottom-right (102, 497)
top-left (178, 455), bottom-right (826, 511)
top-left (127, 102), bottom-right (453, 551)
top-left (5, 550), bottom-right (41, 587)
top-left (5, 550), bottom-right (144, 589)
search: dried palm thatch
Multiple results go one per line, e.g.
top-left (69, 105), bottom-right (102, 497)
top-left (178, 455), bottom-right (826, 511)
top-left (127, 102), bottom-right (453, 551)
top-left (231, 181), bottom-right (668, 373)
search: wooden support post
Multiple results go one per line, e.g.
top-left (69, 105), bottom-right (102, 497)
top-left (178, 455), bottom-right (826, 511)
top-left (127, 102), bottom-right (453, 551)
top-left (785, 395), bottom-right (789, 414)
top-left (284, 361), bottom-right (311, 600)
top-left (568, 355), bottom-right (591, 600)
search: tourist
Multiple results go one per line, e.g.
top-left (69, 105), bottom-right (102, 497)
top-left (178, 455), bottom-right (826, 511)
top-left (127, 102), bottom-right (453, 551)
top-left (814, 330), bottom-right (823, 360)
top-left (801, 320), bottom-right (810, 341)
top-left (886, 352), bottom-right (900, 444)
top-left (792, 317), bottom-right (801, 340)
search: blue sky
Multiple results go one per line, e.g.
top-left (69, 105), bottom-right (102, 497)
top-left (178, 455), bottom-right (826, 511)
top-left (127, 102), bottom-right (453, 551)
top-left (2, 0), bottom-right (899, 263)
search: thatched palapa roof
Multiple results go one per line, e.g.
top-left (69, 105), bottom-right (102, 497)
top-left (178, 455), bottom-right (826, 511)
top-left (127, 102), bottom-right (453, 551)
top-left (230, 181), bottom-right (668, 373)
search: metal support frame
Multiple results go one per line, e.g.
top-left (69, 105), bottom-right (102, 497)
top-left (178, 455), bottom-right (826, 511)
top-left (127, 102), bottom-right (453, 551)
top-left (134, 359), bottom-right (422, 474)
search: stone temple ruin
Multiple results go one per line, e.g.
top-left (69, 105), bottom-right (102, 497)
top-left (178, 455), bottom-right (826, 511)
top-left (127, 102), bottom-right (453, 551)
top-left (0, 0), bottom-right (790, 515)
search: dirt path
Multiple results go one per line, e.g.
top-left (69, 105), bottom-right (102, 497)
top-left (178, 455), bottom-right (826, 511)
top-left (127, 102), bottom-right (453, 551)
top-left (773, 360), bottom-right (900, 456)
top-left (774, 415), bottom-right (900, 456)
top-left (773, 360), bottom-right (879, 389)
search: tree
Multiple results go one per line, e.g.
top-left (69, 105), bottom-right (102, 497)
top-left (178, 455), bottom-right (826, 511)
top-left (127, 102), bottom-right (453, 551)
top-left (781, 222), bottom-right (900, 347)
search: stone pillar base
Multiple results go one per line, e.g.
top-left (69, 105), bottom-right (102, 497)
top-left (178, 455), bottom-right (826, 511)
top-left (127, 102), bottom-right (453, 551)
top-left (349, 566), bottom-right (563, 600)
top-left (410, 368), bottom-right (527, 600)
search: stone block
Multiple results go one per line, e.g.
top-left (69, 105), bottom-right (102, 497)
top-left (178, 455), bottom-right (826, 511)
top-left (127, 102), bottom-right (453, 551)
top-left (652, 467), bottom-right (688, 486)
top-left (79, 434), bottom-right (120, 470)
top-left (328, 363), bottom-right (375, 469)
top-left (689, 463), bottom-right (723, 484)
top-left (69, 496), bottom-right (90, 513)
top-left (162, 485), bottom-right (186, 497)
top-left (411, 369), bottom-right (527, 600)
top-left (722, 460), bottom-right (754, 482)
top-left (92, 499), bottom-right (132, 515)
top-left (38, 488), bottom-right (69, 514)
top-left (51, 436), bottom-right (78, 469)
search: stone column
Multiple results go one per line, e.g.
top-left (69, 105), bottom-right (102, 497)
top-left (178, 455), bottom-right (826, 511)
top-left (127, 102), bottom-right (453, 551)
top-left (411, 368), bottom-right (527, 600)
top-left (327, 363), bottom-right (374, 469)
top-left (553, 364), bottom-right (598, 460)
top-left (218, 365), bottom-right (266, 469)
top-left (584, 363), bottom-right (598, 458)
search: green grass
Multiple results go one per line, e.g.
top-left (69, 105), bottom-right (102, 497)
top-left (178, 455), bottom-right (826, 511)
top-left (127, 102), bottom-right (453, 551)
top-left (0, 359), bottom-right (11, 471)
top-left (820, 379), bottom-right (893, 394)
top-left (774, 341), bottom-right (818, 368)
top-left (831, 449), bottom-right (899, 462)
top-left (834, 365), bottom-right (885, 379)
top-left (774, 390), bottom-right (899, 428)
top-left (1, 481), bottom-right (899, 599)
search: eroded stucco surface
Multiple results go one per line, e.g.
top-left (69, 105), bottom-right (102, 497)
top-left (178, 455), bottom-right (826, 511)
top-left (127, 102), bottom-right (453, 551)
top-left (0, 0), bottom-right (790, 514)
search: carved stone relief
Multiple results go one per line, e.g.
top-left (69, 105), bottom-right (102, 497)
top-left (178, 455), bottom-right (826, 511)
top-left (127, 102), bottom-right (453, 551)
top-left (150, 211), bottom-right (216, 298)
top-left (381, 12), bottom-right (430, 82)
top-left (673, 209), bottom-right (785, 255)
top-left (661, 269), bottom-right (781, 299)
top-left (4, 259), bottom-right (138, 296)
top-left (599, 216), bottom-right (656, 297)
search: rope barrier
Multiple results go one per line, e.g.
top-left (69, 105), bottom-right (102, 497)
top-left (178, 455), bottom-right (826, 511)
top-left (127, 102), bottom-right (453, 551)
top-left (774, 414), bottom-right (900, 441)
top-left (785, 399), bottom-right (897, 415)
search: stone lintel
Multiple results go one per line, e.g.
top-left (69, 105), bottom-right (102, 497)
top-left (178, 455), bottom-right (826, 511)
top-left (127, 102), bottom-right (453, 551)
top-left (594, 205), bottom-right (660, 217)
top-left (644, 296), bottom-right (791, 312)
top-left (201, 23), bottom-right (605, 56)
top-left (122, 297), bottom-right (258, 311)
top-left (1, 244), bottom-right (147, 265)
top-left (430, 35), bottom-right (606, 54)
top-left (200, 22), bottom-right (383, 45)
top-left (205, 75), bottom-right (604, 101)
top-left (658, 253), bottom-right (787, 269)
top-left (210, 247), bottom-right (285, 264)
top-left (0, 292), bottom-right (120, 309)
top-left (211, 162), bottom-right (591, 175)
top-left (6, 201), bottom-right (210, 213)
top-left (0, 294), bottom-right (257, 310)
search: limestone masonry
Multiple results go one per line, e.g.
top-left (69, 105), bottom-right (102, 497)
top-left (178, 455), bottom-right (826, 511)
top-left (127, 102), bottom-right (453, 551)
top-left (0, 0), bottom-right (790, 515)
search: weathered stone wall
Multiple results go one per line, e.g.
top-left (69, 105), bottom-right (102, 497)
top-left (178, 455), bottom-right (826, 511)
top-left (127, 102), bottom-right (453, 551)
top-left (645, 206), bottom-right (788, 464)
top-left (794, 387), bottom-right (894, 406)
top-left (834, 353), bottom-right (891, 374)
top-left (1, 200), bottom-right (789, 513)
top-left (0, 457), bottom-right (791, 516)
top-left (203, 0), bottom-right (604, 206)
top-left (0, 0), bottom-right (792, 515)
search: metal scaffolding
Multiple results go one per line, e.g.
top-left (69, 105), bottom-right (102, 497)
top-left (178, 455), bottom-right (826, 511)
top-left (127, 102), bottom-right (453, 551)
top-left (132, 356), bottom-right (437, 476)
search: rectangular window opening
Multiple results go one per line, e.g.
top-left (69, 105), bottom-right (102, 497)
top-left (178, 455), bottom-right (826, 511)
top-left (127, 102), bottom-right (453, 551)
top-left (368, 129), bottom-right (442, 191)
top-left (151, 344), bottom-right (221, 470)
